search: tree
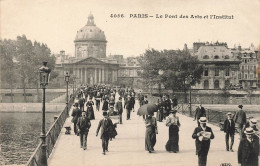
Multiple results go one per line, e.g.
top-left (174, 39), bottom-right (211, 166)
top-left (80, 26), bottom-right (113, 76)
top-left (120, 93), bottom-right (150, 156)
top-left (0, 39), bottom-right (18, 102)
top-left (1, 35), bottom-right (57, 102)
top-left (16, 35), bottom-right (35, 102)
top-left (138, 48), bottom-right (203, 102)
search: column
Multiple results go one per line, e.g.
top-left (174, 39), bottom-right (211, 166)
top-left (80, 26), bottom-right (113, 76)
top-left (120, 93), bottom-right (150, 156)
top-left (81, 68), bottom-right (84, 84)
top-left (115, 69), bottom-right (117, 81)
top-left (79, 68), bottom-right (82, 83)
top-left (102, 68), bottom-right (105, 83)
top-left (99, 68), bottom-right (101, 83)
top-left (75, 68), bottom-right (78, 78)
top-left (106, 69), bottom-right (109, 82)
top-left (94, 68), bottom-right (97, 84)
top-left (112, 70), bottom-right (114, 83)
top-left (85, 68), bottom-right (87, 84)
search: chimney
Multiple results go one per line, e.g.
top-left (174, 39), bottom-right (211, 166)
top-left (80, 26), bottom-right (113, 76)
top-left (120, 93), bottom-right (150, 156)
top-left (238, 44), bottom-right (242, 51)
top-left (60, 50), bottom-right (65, 55)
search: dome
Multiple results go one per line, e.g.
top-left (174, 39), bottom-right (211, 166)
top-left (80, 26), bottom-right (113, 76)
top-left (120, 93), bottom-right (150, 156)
top-left (75, 14), bottom-right (107, 42)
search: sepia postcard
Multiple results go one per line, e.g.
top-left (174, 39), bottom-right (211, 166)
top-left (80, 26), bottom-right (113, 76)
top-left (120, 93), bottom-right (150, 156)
top-left (1, 0), bottom-right (260, 166)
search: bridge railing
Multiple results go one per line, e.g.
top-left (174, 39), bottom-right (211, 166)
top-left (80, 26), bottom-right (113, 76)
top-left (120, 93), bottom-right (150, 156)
top-left (177, 103), bottom-right (224, 126)
top-left (26, 91), bottom-right (76, 166)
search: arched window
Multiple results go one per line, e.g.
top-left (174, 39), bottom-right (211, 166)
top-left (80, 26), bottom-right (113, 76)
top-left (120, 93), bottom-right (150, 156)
top-left (204, 68), bottom-right (209, 76)
top-left (225, 80), bottom-right (230, 88)
top-left (214, 55), bottom-right (219, 59)
top-left (214, 80), bottom-right (220, 89)
top-left (204, 80), bottom-right (209, 89)
top-left (203, 55), bottom-right (209, 59)
top-left (224, 55), bottom-right (229, 59)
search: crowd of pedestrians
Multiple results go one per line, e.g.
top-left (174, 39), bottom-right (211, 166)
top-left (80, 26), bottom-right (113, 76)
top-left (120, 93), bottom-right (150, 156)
top-left (69, 84), bottom-right (259, 165)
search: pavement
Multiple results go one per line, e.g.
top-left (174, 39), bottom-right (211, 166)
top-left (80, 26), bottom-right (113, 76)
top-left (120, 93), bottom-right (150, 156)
top-left (48, 93), bottom-right (257, 166)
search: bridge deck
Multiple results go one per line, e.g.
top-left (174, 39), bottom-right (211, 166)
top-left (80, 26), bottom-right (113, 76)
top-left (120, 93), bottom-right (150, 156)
top-left (48, 97), bottom-right (254, 166)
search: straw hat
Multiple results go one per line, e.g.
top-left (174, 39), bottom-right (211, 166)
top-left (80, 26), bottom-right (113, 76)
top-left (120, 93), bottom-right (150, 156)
top-left (199, 117), bottom-right (207, 123)
top-left (244, 127), bottom-right (255, 135)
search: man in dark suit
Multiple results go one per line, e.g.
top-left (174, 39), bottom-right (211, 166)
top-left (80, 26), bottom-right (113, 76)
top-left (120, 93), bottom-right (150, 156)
top-left (172, 95), bottom-right (178, 108)
top-left (77, 111), bottom-right (91, 150)
top-left (194, 104), bottom-right (206, 126)
top-left (124, 96), bottom-right (132, 120)
top-left (192, 117), bottom-right (214, 166)
top-left (78, 97), bottom-right (85, 112)
top-left (223, 112), bottom-right (235, 152)
top-left (164, 95), bottom-right (172, 117)
top-left (96, 111), bottom-right (113, 155)
top-left (238, 127), bottom-right (259, 166)
top-left (234, 105), bottom-right (247, 140)
top-left (115, 97), bottom-right (123, 124)
top-left (71, 102), bottom-right (82, 135)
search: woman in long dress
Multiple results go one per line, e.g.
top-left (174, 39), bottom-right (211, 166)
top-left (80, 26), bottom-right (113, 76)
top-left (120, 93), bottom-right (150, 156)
top-left (145, 113), bottom-right (158, 153)
top-left (86, 98), bottom-right (95, 120)
top-left (156, 97), bottom-right (163, 122)
top-left (165, 109), bottom-right (180, 153)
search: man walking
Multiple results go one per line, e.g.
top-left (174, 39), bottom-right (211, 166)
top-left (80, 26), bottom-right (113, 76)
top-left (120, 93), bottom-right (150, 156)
top-left (223, 112), bottom-right (235, 152)
top-left (192, 117), bottom-right (214, 166)
top-left (238, 127), bottom-right (259, 166)
top-left (124, 95), bottom-right (132, 120)
top-left (194, 104), bottom-right (206, 126)
top-left (78, 97), bottom-right (85, 112)
top-left (165, 95), bottom-right (172, 117)
top-left (234, 105), bottom-right (246, 140)
top-left (172, 95), bottom-right (178, 108)
top-left (77, 111), bottom-right (91, 150)
top-left (115, 97), bottom-right (123, 124)
top-left (71, 102), bottom-right (82, 135)
top-left (96, 111), bottom-right (113, 155)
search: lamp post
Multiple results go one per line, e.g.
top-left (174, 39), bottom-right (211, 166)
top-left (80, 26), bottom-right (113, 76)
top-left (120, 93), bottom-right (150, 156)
top-left (158, 69), bottom-right (164, 96)
top-left (65, 72), bottom-right (70, 116)
top-left (39, 61), bottom-right (51, 166)
top-left (149, 76), bottom-right (152, 95)
top-left (187, 73), bottom-right (193, 117)
top-left (72, 75), bottom-right (76, 97)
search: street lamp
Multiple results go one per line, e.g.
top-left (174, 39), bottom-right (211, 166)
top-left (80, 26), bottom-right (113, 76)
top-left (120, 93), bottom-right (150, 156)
top-left (39, 61), bottom-right (51, 166)
top-left (65, 72), bottom-right (70, 116)
top-left (186, 73), bottom-right (194, 117)
top-left (72, 75), bottom-right (76, 97)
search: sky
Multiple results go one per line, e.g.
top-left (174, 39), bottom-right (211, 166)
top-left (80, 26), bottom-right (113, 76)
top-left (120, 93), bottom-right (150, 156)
top-left (1, 0), bottom-right (260, 57)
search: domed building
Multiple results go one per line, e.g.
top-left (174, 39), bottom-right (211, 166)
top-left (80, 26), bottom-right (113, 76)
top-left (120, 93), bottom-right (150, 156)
top-left (74, 13), bottom-right (107, 59)
top-left (56, 13), bottom-right (119, 85)
top-left (54, 13), bottom-right (142, 87)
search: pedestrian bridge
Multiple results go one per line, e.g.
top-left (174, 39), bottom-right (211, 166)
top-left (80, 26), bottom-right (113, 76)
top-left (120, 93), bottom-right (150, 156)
top-left (45, 101), bottom-right (245, 166)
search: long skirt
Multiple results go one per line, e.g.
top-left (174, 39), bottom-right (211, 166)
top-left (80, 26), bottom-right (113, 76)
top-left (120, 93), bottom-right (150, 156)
top-left (87, 107), bottom-right (95, 120)
top-left (156, 109), bottom-right (163, 122)
top-left (145, 127), bottom-right (156, 151)
top-left (165, 125), bottom-right (179, 152)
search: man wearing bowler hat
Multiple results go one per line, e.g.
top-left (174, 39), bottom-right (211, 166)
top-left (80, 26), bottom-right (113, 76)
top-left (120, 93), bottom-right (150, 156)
top-left (246, 118), bottom-right (259, 132)
top-left (115, 97), bottom-right (123, 124)
top-left (71, 102), bottom-right (82, 135)
top-left (223, 112), bottom-right (235, 152)
top-left (192, 117), bottom-right (214, 166)
top-left (238, 127), bottom-right (259, 166)
top-left (194, 104), bottom-right (206, 126)
top-left (77, 111), bottom-right (91, 150)
top-left (234, 105), bottom-right (247, 140)
top-left (96, 111), bottom-right (113, 155)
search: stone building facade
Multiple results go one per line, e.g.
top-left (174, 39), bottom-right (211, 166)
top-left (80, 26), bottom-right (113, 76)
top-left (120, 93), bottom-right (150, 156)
top-left (232, 44), bottom-right (258, 89)
top-left (53, 13), bottom-right (140, 87)
top-left (193, 43), bottom-right (241, 89)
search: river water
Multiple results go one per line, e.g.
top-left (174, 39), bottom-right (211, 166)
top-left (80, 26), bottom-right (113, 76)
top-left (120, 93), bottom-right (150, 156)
top-left (0, 112), bottom-right (58, 165)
